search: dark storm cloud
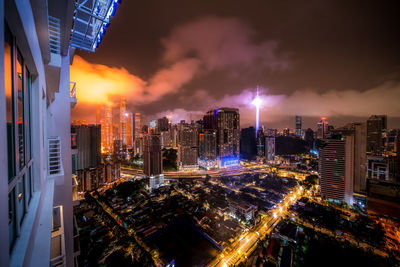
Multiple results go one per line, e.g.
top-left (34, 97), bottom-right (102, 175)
top-left (72, 0), bottom-right (400, 128)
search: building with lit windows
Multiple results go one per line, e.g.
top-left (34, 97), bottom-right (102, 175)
top-left (0, 0), bottom-right (121, 266)
top-left (177, 122), bottom-right (199, 170)
top-left (143, 134), bottom-right (164, 189)
top-left (295, 115), bottom-right (302, 136)
top-left (119, 97), bottom-right (127, 146)
top-left (265, 137), bottom-right (275, 162)
top-left (71, 124), bottom-right (101, 171)
top-left (317, 117), bottom-right (329, 139)
top-left (256, 128), bottom-right (265, 157)
top-left (366, 115), bottom-right (387, 155)
top-left (134, 112), bottom-right (141, 139)
top-left (198, 131), bottom-right (217, 169)
top-left (204, 108), bottom-right (240, 167)
top-left (319, 137), bottom-right (354, 206)
top-left (125, 111), bottom-right (133, 149)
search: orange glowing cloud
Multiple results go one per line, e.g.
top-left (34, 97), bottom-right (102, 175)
top-left (70, 56), bottom-right (146, 106)
top-left (70, 55), bottom-right (200, 108)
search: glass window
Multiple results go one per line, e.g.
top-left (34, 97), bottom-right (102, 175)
top-left (5, 23), bottom-right (33, 249)
top-left (26, 168), bottom-right (32, 204)
top-left (5, 25), bottom-right (15, 181)
top-left (8, 190), bottom-right (16, 250)
top-left (17, 51), bottom-right (25, 169)
top-left (18, 177), bottom-right (26, 224)
top-left (25, 69), bottom-right (31, 162)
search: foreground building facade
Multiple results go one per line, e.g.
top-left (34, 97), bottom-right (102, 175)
top-left (0, 0), bottom-right (120, 266)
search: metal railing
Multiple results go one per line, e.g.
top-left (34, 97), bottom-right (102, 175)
top-left (70, 82), bottom-right (77, 98)
top-left (48, 16), bottom-right (61, 54)
top-left (48, 137), bottom-right (61, 176)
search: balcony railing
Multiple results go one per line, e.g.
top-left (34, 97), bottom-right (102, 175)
top-left (48, 16), bottom-right (61, 54)
top-left (70, 82), bottom-right (77, 108)
top-left (70, 82), bottom-right (76, 98)
top-left (48, 137), bottom-right (62, 176)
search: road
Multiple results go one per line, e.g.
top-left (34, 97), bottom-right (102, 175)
top-left (210, 186), bottom-right (304, 267)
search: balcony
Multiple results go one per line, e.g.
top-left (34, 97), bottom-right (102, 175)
top-left (70, 82), bottom-right (77, 108)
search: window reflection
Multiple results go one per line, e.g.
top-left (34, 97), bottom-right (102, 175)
top-left (17, 52), bottom-right (25, 168)
top-left (5, 32), bottom-right (15, 180)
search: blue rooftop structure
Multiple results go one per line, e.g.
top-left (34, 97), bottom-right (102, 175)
top-left (70, 0), bottom-right (121, 52)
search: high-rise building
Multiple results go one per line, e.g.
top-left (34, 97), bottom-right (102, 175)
top-left (0, 1), bottom-right (121, 265)
top-left (295, 115), bottom-right (302, 136)
top-left (126, 112), bottom-right (133, 149)
top-left (319, 137), bottom-right (354, 205)
top-left (198, 131), bottom-right (217, 169)
top-left (119, 97), bottom-right (127, 146)
top-left (265, 137), bottom-right (276, 161)
top-left (134, 136), bottom-right (144, 156)
top-left (317, 117), bottom-right (329, 139)
top-left (331, 122), bottom-right (367, 194)
top-left (199, 131), bottom-right (217, 160)
top-left (102, 104), bottom-right (113, 153)
top-left (304, 128), bottom-right (314, 148)
top-left (171, 124), bottom-right (178, 149)
top-left (161, 130), bottom-right (173, 148)
top-left (71, 124), bottom-right (101, 170)
top-left (143, 134), bottom-right (164, 188)
top-left (157, 116), bottom-right (169, 132)
top-left (256, 128), bottom-right (265, 157)
top-left (205, 108), bottom-right (240, 160)
top-left (367, 115), bottom-right (387, 155)
top-left (177, 122), bottom-right (199, 170)
top-left (134, 112), bottom-right (142, 139)
top-left (240, 127), bottom-right (257, 160)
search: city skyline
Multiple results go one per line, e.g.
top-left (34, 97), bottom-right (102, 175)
top-left (2, 1), bottom-right (400, 266)
top-left (70, 0), bottom-right (400, 128)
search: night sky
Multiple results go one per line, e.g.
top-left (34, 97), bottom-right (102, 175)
top-left (71, 0), bottom-right (400, 129)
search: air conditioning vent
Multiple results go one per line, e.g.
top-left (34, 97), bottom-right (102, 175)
top-left (48, 137), bottom-right (62, 176)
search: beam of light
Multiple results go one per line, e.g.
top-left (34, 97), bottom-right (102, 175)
top-left (252, 87), bottom-right (262, 135)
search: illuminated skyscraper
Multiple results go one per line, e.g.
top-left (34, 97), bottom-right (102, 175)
top-left (119, 97), bottom-right (127, 146)
top-left (143, 134), bottom-right (164, 188)
top-left (134, 113), bottom-right (142, 139)
top-left (256, 129), bottom-right (265, 157)
top-left (177, 122), bottom-right (199, 170)
top-left (295, 115), bottom-right (302, 136)
top-left (265, 137), bottom-right (275, 161)
top-left (367, 115), bottom-right (387, 155)
top-left (319, 137), bottom-right (354, 206)
top-left (317, 117), bottom-right (329, 139)
top-left (205, 108), bottom-right (240, 159)
top-left (199, 131), bottom-right (217, 160)
top-left (331, 123), bottom-right (367, 194)
top-left (103, 104), bottom-right (113, 153)
top-left (126, 112), bottom-right (133, 149)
